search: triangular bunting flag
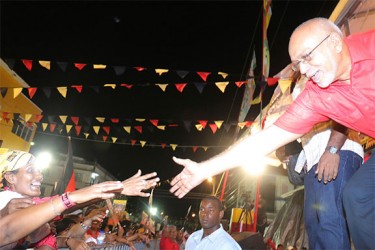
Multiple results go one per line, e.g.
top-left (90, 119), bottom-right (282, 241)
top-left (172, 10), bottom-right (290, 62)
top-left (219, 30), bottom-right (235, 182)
top-left (161, 143), bottom-right (166, 149)
top-left (140, 141), bottom-right (146, 147)
top-left (238, 121), bottom-right (247, 129)
top-left (103, 126), bottom-right (110, 135)
top-left (176, 70), bottom-right (189, 78)
top-left (131, 140), bottom-right (137, 146)
top-left (155, 69), bottom-right (169, 75)
top-left (134, 126), bottom-right (142, 134)
top-left (42, 123), bottom-right (48, 131)
top-left (120, 84), bottom-right (133, 89)
top-left (39, 60), bottom-right (51, 70)
top-left (156, 84), bottom-right (168, 92)
top-left (112, 137), bottom-right (117, 143)
top-left (235, 81), bottom-right (247, 88)
top-left (135, 118), bottom-right (145, 122)
top-left (175, 83), bottom-right (187, 93)
top-left (218, 72), bottom-right (228, 79)
top-left (74, 63), bottom-right (86, 70)
top-left (195, 124), bottom-right (203, 131)
top-left (150, 119), bottom-right (159, 127)
top-left (104, 84), bottom-right (116, 89)
top-left (209, 124), bottom-right (218, 134)
top-left (84, 133), bottom-right (89, 139)
top-left (96, 117), bottom-right (105, 123)
top-left (193, 82), bottom-right (205, 94)
top-left (24, 114), bottom-right (32, 122)
top-left (278, 79), bottom-right (292, 94)
top-left (66, 125), bottom-right (73, 133)
top-left (0, 88), bottom-right (7, 98)
top-left (93, 126), bottom-right (100, 135)
top-left (49, 123), bottom-right (56, 133)
top-left (42, 87), bottom-right (51, 99)
top-left (123, 126), bottom-right (131, 134)
top-left (71, 116), bottom-right (79, 126)
top-left (2, 112), bottom-right (8, 120)
top-left (103, 136), bottom-right (108, 142)
top-left (267, 77), bottom-right (279, 86)
top-left (56, 61), bottom-right (68, 72)
top-left (251, 94), bottom-right (261, 105)
top-left (214, 120), bottom-right (223, 129)
top-left (110, 118), bottom-right (119, 123)
top-left (197, 72), bottom-right (211, 82)
top-left (35, 114), bottom-right (43, 123)
top-left (59, 116), bottom-right (67, 124)
top-left (134, 67), bottom-right (146, 71)
top-left (192, 146), bottom-right (198, 152)
top-left (75, 125), bottom-right (82, 136)
top-left (113, 66), bottom-right (126, 75)
top-left (198, 120), bottom-right (208, 129)
top-left (157, 125), bottom-right (166, 130)
top-left (22, 59), bottom-right (33, 71)
top-left (93, 64), bottom-right (107, 69)
top-left (203, 147), bottom-right (208, 151)
top-left (170, 144), bottom-right (177, 151)
top-left (215, 81), bottom-right (229, 93)
top-left (13, 88), bottom-right (22, 98)
top-left (72, 85), bottom-right (83, 93)
top-left (28, 88), bottom-right (37, 99)
top-left (57, 87), bottom-right (67, 98)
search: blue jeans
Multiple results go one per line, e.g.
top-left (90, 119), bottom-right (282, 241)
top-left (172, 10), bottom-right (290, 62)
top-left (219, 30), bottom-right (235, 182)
top-left (304, 150), bottom-right (362, 250)
top-left (343, 151), bottom-right (375, 250)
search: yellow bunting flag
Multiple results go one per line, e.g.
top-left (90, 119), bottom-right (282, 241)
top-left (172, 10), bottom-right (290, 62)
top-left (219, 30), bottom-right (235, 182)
top-left (57, 87), bottom-right (67, 98)
top-left (251, 94), bottom-right (261, 105)
top-left (157, 125), bottom-right (166, 130)
top-left (135, 118), bottom-right (145, 122)
top-left (93, 126), bottom-right (100, 135)
top-left (59, 116), bottom-right (67, 124)
top-left (24, 114), bottom-right (32, 122)
top-left (13, 88), bottom-right (22, 98)
top-left (156, 84), bottom-right (168, 92)
top-left (93, 64), bottom-right (107, 69)
top-left (84, 133), bottom-right (89, 139)
top-left (238, 121), bottom-right (248, 129)
top-left (214, 120), bottom-right (224, 129)
top-left (123, 126), bottom-right (131, 134)
top-left (170, 144), bottom-right (177, 151)
top-left (195, 124), bottom-right (203, 131)
top-left (155, 69), bottom-right (169, 75)
top-left (39, 60), bottom-right (51, 70)
top-left (218, 72), bottom-right (228, 79)
top-left (42, 123), bottom-right (48, 131)
top-left (66, 125), bottom-right (72, 133)
top-left (203, 147), bottom-right (208, 151)
top-left (140, 141), bottom-right (146, 147)
top-left (215, 82), bottom-right (229, 93)
top-left (112, 137), bottom-right (118, 143)
top-left (96, 117), bottom-right (105, 123)
top-left (104, 84), bottom-right (116, 89)
top-left (278, 79), bottom-right (292, 94)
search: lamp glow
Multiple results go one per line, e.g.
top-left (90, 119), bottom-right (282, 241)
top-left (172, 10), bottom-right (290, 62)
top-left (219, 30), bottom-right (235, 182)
top-left (35, 152), bottom-right (52, 169)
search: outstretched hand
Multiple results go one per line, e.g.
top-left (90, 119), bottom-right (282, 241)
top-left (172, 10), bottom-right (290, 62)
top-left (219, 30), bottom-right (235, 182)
top-left (121, 170), bottom-right (159, 197)
top-left (170, 157), bottom-right (207, 198)
top-left (69, 181), bottom-right (124, 204)
top-left (316, 151), bottom-right (340, 183)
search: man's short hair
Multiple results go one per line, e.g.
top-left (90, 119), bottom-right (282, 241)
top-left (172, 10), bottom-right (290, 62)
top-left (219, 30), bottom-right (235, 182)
top-left (202, 196), bottom-right (224, 211)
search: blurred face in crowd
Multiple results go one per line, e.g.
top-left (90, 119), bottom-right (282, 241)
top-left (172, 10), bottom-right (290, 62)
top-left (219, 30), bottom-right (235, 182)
top-left (199, 198), bottom-right (223, 234)
top-left (169, 225), bottom-right (177, 240)
top-left (5, 163), bottom-right (43, 197)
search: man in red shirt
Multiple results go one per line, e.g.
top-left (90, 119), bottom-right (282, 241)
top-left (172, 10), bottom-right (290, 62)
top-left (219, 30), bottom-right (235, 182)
top-left (159, 224), bottom-right (180, 250)
top-left (170, 18), bottom-right (374, 249)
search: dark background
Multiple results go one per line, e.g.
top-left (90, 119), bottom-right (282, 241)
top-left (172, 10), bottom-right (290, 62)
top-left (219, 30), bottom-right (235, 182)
top-left (1, 1), bottom-right (338, 217)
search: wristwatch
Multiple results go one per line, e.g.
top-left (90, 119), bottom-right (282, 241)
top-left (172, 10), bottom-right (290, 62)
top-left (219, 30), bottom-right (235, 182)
top-left (326, 146), bottom-right (339, 154)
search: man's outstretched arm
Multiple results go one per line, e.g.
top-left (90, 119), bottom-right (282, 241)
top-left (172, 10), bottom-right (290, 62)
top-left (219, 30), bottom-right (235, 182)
top-left (170, 124), bottom-right (302, 198)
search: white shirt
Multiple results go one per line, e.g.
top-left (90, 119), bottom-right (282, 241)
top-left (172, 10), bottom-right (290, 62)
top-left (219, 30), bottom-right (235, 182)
top-left (185, 224), bottom-right (241, 250)
top-left (0, 190), bottom-right (23, 210)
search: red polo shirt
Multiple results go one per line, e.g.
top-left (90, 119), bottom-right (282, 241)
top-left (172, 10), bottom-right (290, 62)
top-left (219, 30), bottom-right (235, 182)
top-left (275, 29), bottom-right (375, 138)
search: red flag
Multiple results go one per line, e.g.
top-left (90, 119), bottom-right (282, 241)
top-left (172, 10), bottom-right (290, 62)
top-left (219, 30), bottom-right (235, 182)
top-left (54, 137), bottom-right (76, 194)
top-left (22, 59), bottom-right (33, 71)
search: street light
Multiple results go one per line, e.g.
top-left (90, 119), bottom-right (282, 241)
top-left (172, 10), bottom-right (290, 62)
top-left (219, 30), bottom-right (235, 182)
top-left (150, 207), bottom-right (157, 216)
top-left (35, 151), bottom-right (52, 170)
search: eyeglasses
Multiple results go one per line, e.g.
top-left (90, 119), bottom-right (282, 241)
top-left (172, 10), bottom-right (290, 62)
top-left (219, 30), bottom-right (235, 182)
top-left (291, 34), bottom-right (331, 72)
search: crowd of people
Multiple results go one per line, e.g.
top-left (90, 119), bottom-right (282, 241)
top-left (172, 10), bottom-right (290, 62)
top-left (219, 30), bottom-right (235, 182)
top-left (1, 17), bottom-right (374, 250)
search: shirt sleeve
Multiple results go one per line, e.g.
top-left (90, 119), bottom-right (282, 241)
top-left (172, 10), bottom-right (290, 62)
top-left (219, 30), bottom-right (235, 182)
top-left (274, 84), bottom-right (329, 134)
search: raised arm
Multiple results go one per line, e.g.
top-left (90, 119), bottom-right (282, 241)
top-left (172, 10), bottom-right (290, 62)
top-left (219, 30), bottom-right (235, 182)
top-left (170, 124), bottom-right (302, 198)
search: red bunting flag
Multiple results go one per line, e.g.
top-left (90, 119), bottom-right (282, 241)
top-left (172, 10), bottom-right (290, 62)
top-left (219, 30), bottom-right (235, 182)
top-left (103, 136), bottom-right (108, 142)
top-left (134, 126), bottom-right (142, 134)
top-left (235, 81), bottom-right (247, 88)
top-left (28, 88), bottom-right (37, 99)
top-left (26, 122), bottom-right (33, 127)
top-left (4, 118), bottom-right (10, 123)
top-left (267, 77), bottom-right (279, 86)
top-left (161, 143), bottom-right (166, 149)
top-left (22, 59), bottom-right (33, 71)
top-left (71, 116), bottom-right (79, 126)
top-left (120, 84), bottom-right (133, 89)
top-left (75, 125), bottom-right (81, 136)
top-left (71, 85), bottom-right (83, 93)
top-left (103, 126), bottom-right (110, 135)
top-left (35, 114), bottom-right (43, 123)
top-left (49, 123), bottom-right (56, 133)
top-left (192, 146), bottom-right (198, 152)
top-left (134, 67), bottom-right (146, 71)
top-left (131, 140), bottom-right (137, 146)
top-left (2, 112), bottom-right (8, 120)
top-left (175, 83), bottom-right (187, 93)
top-left (198, 120), bottom-right (208, 129)
top-left (74, 63), bottom-right (86, 70)
top-left (111, 118), bottom-right (119, 123)
top-left (197, 72), bottom-right (211, 82)
top-left (150, 119), bottom-right (159, 127)
top-left (209, 124), bottom-right (218, 134)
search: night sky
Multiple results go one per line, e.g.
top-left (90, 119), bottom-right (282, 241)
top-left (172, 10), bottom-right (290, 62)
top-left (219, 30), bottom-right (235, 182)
top-left (1, 1), bottom-right (338, 217)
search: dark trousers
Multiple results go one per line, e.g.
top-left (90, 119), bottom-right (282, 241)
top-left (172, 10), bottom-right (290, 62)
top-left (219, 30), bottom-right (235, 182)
top-left (343, 151), bottom-right (375, 250)
top-left (304, 150), bottom-right (362, 250)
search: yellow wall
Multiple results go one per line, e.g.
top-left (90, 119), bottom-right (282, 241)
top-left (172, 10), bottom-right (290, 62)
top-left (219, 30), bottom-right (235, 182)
top-left (0, 59), bottom-right (42, 151)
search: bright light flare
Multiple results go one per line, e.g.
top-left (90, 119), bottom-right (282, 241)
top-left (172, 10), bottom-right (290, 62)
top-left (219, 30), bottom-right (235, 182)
top-left (207, 177), bottom-right (213, 182)
top-left (35, 152), bottom-right (52, 170)
top-left (150, 207), bottom-right (157, 216)
top-left (242, 156), bottom-right (266, 176)
top-left (192, 213), bottom-right (196, 218)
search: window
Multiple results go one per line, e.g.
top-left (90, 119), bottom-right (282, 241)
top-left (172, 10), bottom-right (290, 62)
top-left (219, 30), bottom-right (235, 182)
top-left (11, 118), bottom-right (33, 142)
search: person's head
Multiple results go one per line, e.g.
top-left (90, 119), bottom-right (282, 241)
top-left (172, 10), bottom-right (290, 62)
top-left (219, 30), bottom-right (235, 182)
top-left (289, 18), bottom-right (348, 88)
top-left (277, 244), bottom-right (284, 250)
top-left (0, 150), bottom-right (43, 197)
top-left (199, 196), bottom-right (224, 233)
top-left (168, 225), bottom-right (177, 240)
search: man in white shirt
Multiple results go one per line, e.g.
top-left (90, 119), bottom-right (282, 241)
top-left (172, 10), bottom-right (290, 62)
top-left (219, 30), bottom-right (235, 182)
top-left (185, 196), bottom-right (241, 250)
